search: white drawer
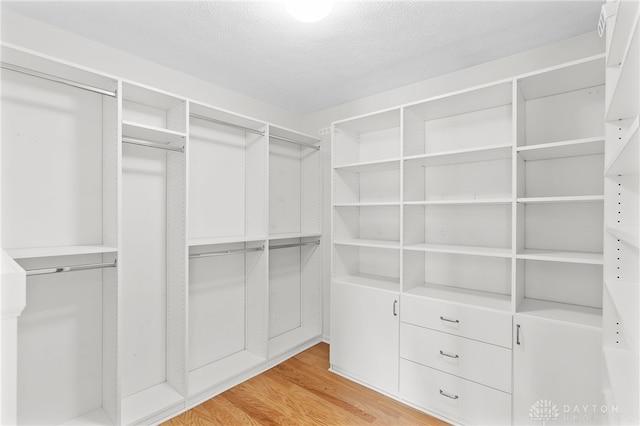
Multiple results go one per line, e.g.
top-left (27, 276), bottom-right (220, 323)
top-left (400, 358), bottom-right (511, 426)
top-left (400, 322), bottom-right (512, 393)
top-left (401, 294), bottom-right (512, 348)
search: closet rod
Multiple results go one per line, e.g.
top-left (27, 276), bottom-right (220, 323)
top-left (270, 134), bottom-right (320, 150)
top-left (122, 137), bottom-right (184, 153)
top-left (189, 246), bottom-right (264, 259)
top-left (1, 62), bottom-right (117, 98)
top-left (190, 113), bottom-right (265, 136)
top-left (270, 240), bottom-right (320, 250)
top-left (26, 260), bottom-right (117, 276)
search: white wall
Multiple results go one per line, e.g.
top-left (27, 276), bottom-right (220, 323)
top-left (312, 31), bottom-right (604, 339)
top-left (0, 9), bottom-right (304, 131)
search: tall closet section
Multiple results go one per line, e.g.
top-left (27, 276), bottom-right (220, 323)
top-left (603, 1), bottom-right (639, 424)
top-left (1, 46), bottom-right (120, 425)
top-left (331, 52), bottom-right (618, 425)
top-left (1, 43), bottom-right (322, 425)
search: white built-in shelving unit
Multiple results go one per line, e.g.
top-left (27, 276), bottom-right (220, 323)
top-left (330, 46), bottom-right (625, 425)
top-left (1, 42), bottom-right (322, 425)
top-left (602, 1), bottom-right (640, 424)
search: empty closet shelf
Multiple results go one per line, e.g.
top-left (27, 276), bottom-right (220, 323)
top-left (517, 298), bottom-right (602, 328)
top-left (333, 158), bottom-right (401, 173)
top-left (333, 273), bottom-right (399, 292)
top-left (516, 195), bottom-right (604, 203)
top-left (269, 240), bottom-right (320, 250)
top-left (404, 243), bottom-right (511, 258)
top-left (333, 239), bottom-right (400, 249)
top-left (268, 232), bottom-right (321, 240)
top-left (189, 236), bottom-right (267, 246)
top-left (6, 245), bottom-right (118, 259)
top-left (25, 259), bottom-right (117, 276)
top-left (189, 246), bottom-right (263, 258)
top-left (190, 112), bottom-right (265, 135)
top-left (122, 120), bottom-right (186, 144)
top-left (517, 249), bottom-right (603, 264)
top-left (405, 283), bottom-right (512, 312)
top-left (516, 137), bottom-right (604, 161)
top-left (403, 144), bottom-right (512, 167)
top-left (122, 136), bottom-right (184, 153)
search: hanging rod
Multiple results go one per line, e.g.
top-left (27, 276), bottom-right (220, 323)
top-left (26, 260), bottom-right (117, 276)
top-left (270, 134), bottom-right (320, 151)
top-left (122, 137), bottom-right (184, 153)
top-left (270, 240), bottom-right (320, 250)
top-left (1, 62), bottom-right (117, 98)
top-left (189, 246), bottom-right (264, 259)
top-left (190, 113), bottom-right (265, 136)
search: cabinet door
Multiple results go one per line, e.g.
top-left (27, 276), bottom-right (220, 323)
top-left (513, 315), bottom-right (602, 425)
top-left (330, 281), bottom-right (399, 396)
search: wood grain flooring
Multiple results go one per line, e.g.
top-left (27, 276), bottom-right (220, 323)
top-left (163, 343), bottom-right (450, 426)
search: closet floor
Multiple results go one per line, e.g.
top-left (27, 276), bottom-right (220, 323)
top-left (163, 343), bottom-right (449, 425)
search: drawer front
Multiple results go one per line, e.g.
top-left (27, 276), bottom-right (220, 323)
top-left (400, 359), bottom-right (511, 426)
top-left (401, 294), bottom-right (512, 348)
top-left (400, 323), bottom-right (512, 393)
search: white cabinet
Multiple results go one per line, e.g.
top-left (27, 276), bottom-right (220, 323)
top-left (330, 281), bottom-right (399, 396)
top-left (513, 313), bottom-right (603, 425)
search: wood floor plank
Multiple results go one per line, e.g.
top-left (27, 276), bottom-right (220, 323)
top-left (163, 343), bottom-right (451, 425)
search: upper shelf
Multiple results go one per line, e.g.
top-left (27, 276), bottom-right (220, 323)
top-left (333, 158), bottom-right (401, 173)
top-left (516, 137), bottom-right (604, 161)
top-left (517, 249), bottom-right (603, 265)
top-left (122, 121), bottom-right (186, 144)
top-left (6, 245), bottom-right (118, 260)
top-left (517, 298), bottom-right (602, 329)
top-left (404, 243), bottom-right (512, 258)
top-left (404, 144), bottom-right (512, 167)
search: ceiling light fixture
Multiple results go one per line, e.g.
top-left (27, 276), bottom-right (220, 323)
top-left (286, 1), bottom-right (333, 23)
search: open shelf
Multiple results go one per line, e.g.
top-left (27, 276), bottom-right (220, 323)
top-left (189, 235), bottom-right (266, 247)
top-left (606, 19), bottom-right (639, 121)
top-left (605, 116), bottom-right (639, 176)
top-left (335, 201), bottom-right (401, 207)
top-left (333, 273), bottom-right (399, 292)
top-left (188, 350), bottom-right (265, 399)
top-left (404, 144), bottom-right (511, 167)
top-left (122, 120), bottom-right (186, 144)
top-left (269, 232), bottom-right (322, 240)
top-left (516, 298), bottom-right (602, 329)
top-left (517, 249), bottom-right (603, 265)
top-left (58, 408), bottom-right (112, 426)
top-left (517, 195), bottom-right (604, 204)
top-left (404, 243), bottom-right (511, 258)
top-left (121, 383), bottom-right (184, 426)
top-left (405, 283), bottom-right (511, 312)
top-left (334, 238), bottom-right (400, 249)
top-left (404, 199), bottom-right (511, 205)
top-left (516, 137), bottom-right (604, 161)
top-left (6, 245), bottom-right (117, 259)
top-left (606, 225), bottom-right (640, 248)
top-left (333, 158), bottom-right (401, 173)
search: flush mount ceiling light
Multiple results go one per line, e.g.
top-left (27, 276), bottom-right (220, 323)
top-left (286, 1), bottom-right (333, 23)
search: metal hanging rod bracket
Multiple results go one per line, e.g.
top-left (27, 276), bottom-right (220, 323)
top-left (26, 260), bottom-right (117, 276)
top-left (270, 134), bottom-right (320, 150)
top-left (1, 62), bottom-right (117, 98)
top-left (122, 137), bottom-right (184, 153)
top-left (269, 240), bottom-right (320, 250)
top-left (189, 246), bottom-right (264, 259)
top-left (190, 113), bottom-right (265, 136)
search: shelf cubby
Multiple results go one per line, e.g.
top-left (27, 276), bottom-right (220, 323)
top-left (333, 244), bottom-right (400, 292)
top-left (403, 80), bottom-right (512, 157)
top-left (187, 241), bottom-right (267, 403)
top-left (333, 108), bottom-right (401, 166)
top-left (334, 205), bottom-right (400, 247)
top-left (516, 298), bottom-right (602, 329)
top-left (189, 101), bottom-right (267, 243)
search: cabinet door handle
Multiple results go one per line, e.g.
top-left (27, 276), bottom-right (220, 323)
top-left (393, 300), bottom-right (398, 316)
top-left (439, 350), bottom-right (459, 359)
top-left (516, 324), bottom-right (521, 345)
top-left (440, 316), bottom-right (459, 324)
top-left (439, 389), bottom-right (459, 400)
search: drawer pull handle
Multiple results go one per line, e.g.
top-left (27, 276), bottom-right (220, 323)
top-left (393, 300), bottom-right (398, 316)
top-left (439, 389), bottom-right (459, 400)
top-left (516, 324), bottom-right (521, 345)
top-left (439, 350), bottom-right (459, 359)
top-left (440, 316), bottom-right (459, 324)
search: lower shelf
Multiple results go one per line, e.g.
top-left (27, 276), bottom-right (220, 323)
top-left (268, 327), bottom-right (322, 358)
top-left (121, 382), bottom-right (184, 425)
top-left (59, 408), bottom-right (112, 426)
top-left (333, 273), bottom-right (399, 292)
top-left (188, 350), bottom-right (265, 400)
top-left (404, 283), bottom-right (511, 312)
top-left (603, 345), bottom-right (639, 421)
top-left (517, 298), bottom-right (602, 329)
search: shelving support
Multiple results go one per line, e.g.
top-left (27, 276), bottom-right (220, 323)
top-left (25, 260), bottom-right (118, 276)
top-left (270, 241), bottom-right (320, 250)
top-left (122, 137), bottom-right (184, 153)
top-left (270, 134), bottom-right (320, 150)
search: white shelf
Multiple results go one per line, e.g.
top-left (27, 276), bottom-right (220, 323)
top-left (405, 283), bottom-right (511, 312)
top-left (607, 0), bottom-right (640, 67)
top-left (121, 383), bottom-right (184, 426)
top-left (404, 243), bottom-right (511, 258)
top-left (122, 120), bottom-right (186, 144)
top-left (517, 298), bottom-right (602, 329)
top-left (404, 144), bottom-right (512, 167)
top-left (517, 249), bottom-right (603, 265)
top-left (268, 326), bottom-right (322, 358)
top-left (605, 116), bottom-right (639, 176)
top-left (269, 232), bottom-right (322, 240)
top-left (335, 202), bottom-right (401, 207)
top-left (58, 408), bottom-right (112, 426)
top-left (5, 245), bottom-right (118, 259)
top-left (606, 225), bottom-right (640, 248)
top-left (333, 273), bottom-right (399, 292)
top-left (606, 19), bottom-right (639, 121)
top-left (404, 198), bottom-right (511, 205)
top-left (605, 279), bottom-right (639, 347)
top-left (333, 158), bottom-right (401, 173)
top-left (517, 137), bottom-right (604, 161)
top-left (188, 235), bottom-right (267, 247)
top-left (188, 350), bottom-right (265, 398)
top-left (334, 238), bottom-right (400, 249)
top-left (603, 346), bottom-right (639, 416)
top-left (517, 195), bottom-right (604, 204)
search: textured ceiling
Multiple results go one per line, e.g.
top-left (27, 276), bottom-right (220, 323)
top-left (3, 1), bottom-right (603, 113)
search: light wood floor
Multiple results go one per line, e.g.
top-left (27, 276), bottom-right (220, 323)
top-left (164, 343), bottom-right (450, 425)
